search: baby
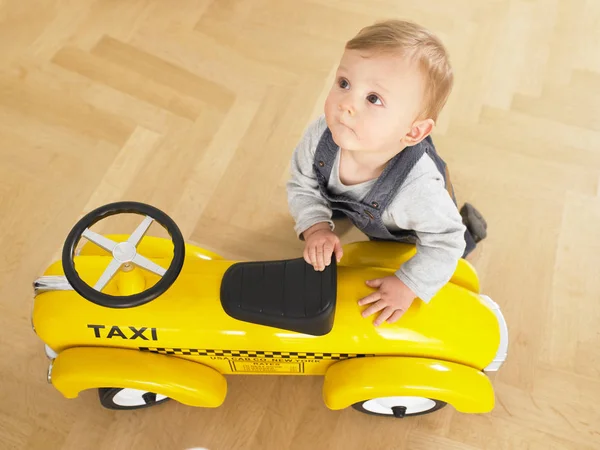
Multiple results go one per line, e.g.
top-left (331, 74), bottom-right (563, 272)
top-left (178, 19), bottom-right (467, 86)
top-left (286, 19), bottom-right (486, 326)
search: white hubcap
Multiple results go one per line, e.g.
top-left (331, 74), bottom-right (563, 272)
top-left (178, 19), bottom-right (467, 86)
top-left (112, 388), bottom-right (167, 407)
top-left (362, 396), bottom-right (436, 415)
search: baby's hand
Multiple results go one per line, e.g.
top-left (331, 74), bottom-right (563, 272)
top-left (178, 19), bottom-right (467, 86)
top-left (358, 276), bottom-right (417, 326)
top-left (302, 223), bottom-right (343, 271)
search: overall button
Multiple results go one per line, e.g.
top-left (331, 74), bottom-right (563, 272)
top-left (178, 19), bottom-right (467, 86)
top-left (318, 161), bottom-right (325, 167)
top-left (371, 202), bottom-right (379, 209)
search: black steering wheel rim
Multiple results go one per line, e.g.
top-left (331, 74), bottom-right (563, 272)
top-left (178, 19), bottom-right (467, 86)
top-left (62, 201), bottom-right (185, 308)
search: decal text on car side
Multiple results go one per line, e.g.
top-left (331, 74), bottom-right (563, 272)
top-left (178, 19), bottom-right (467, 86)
top-left (87, 324), bottom-right (158, 341)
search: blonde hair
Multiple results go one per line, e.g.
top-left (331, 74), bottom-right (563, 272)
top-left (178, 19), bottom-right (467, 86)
top-left (345, 19), bottom-right (453, 122)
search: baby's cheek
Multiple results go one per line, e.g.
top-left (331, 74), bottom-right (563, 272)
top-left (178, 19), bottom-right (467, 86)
top-left (370, 123), bottom-right (396, 148)
top-left (356, 126), bottom-right (374, 146)
top-left (324, 95), bottom-right (336, 116)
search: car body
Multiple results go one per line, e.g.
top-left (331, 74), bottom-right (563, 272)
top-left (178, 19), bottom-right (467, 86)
top-left (32, 203), bottom-right (508, 418)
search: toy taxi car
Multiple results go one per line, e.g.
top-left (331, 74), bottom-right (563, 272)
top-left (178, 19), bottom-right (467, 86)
top-left (32, 201), bottom-right (508, 418)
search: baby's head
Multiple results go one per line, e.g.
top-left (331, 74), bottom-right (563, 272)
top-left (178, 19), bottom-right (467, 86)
top-left (324, 19), bottom-right (453, 153)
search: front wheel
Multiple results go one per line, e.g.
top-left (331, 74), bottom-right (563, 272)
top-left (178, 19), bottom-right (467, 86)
top-left (352, 396), bottom-right (446, 418)
top-left (98, 388), bottom-right (170, 410)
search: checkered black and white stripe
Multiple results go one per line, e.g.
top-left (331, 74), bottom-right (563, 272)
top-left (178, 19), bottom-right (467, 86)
top-left (139, 347), bottom-right (372, 360)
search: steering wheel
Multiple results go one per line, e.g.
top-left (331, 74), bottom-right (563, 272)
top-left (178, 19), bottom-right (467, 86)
top-left (62, 201), bottom-right (185, 308)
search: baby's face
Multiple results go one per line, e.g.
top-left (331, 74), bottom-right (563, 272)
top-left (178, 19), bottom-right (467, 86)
top-left (324, 49), bottom-right (427, 153)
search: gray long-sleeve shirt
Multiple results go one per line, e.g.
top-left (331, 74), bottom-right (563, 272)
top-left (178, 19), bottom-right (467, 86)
top-left (286, 115), bottom-right (466, 302)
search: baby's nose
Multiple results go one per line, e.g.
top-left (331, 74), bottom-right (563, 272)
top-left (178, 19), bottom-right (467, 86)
top-left (339, 102), bottom-right (355, 116)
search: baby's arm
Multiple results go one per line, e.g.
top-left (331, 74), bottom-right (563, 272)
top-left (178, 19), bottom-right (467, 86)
top-left (286, 116), bottom-right (334, 239)
top-left (389, 168), bottom-right (467, 303)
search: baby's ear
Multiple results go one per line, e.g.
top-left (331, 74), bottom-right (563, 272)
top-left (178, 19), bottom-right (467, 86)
top-left (404, 119), bottom-right (435, 146)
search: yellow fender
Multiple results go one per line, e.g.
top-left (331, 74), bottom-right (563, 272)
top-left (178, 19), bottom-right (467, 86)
top-left (340, 241), bottom-right (480, 293)
top-left (322, 356), bottom-right (494, 413)
top-left (50, 347), bottom-right (227, 408)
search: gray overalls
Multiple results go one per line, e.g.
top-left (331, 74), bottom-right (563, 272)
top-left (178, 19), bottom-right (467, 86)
top-left (313, 129), bottom-right (476, 257)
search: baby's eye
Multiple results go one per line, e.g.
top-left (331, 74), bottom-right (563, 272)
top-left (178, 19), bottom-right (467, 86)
top-left (338, 78), bottom-right (350, 89)
top-left (367, 94), bottom-right (382, 106)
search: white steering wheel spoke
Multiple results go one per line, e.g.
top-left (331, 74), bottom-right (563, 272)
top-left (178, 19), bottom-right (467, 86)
top-left (94, 258), bottom-right (122, 291)
top-left (82, 228), bottom-right (118, 254)
top-left (133, 254), bottom-right (167, 277)
top-left (127, 215), bottom-right (154, 247)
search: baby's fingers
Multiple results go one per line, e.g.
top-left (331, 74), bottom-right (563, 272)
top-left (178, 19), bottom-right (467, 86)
top-left (303, 246), bottom-right (311, 266)
top-left (323, 242), bottom-right (334, 268)
top-left (309, 245), bottom-right (318, 270)
top-left (374, 307), bottom-right (395, 327)
top-left (361, 299), bottom-right (385, 319)
top-left (358, 291), bottom-right (380, 306)
top-left (314, 244), bottom-right (325, 271)
top-left (387, 309), bottom-right (405, 324)
top-left (333, 240), bottom-right (343, 263)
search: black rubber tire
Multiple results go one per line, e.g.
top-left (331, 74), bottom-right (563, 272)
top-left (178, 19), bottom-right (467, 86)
top-left (352, 398), bottom-right (446, 418)
top-left (98, 388), bottom-right (170, 410)
top-left (62, 201), bottom-right (185, 308)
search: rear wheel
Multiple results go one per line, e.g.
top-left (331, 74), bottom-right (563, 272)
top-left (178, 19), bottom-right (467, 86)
top-left (98, 388), bottom-right (170, 410)
top-left (352, 396), bottom-right (446, 418)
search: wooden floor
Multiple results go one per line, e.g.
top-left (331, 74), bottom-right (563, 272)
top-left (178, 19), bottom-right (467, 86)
top-left (2, 0), bottom-right (600, 448)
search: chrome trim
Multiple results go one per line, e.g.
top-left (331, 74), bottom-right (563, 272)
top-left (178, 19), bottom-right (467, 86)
top-left (45, 344), bottom-right (58, 360)
top-left (47, 361), bottom-right (53, 384)
top-left (480, 295), bottom-right (508, 372)
top-left (33, 276), bottom-right (74, 295)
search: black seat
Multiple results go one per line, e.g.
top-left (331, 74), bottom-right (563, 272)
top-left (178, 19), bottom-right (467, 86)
top-left (220, 257), bottom-right (337, 336)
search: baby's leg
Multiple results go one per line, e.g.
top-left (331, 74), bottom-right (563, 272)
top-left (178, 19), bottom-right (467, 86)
top-left (460, 203), bottom-right (487, 259)
top-left (460, 203), bottom-right (487, 242)
top-left (462, 228), bottom-right (478, 259)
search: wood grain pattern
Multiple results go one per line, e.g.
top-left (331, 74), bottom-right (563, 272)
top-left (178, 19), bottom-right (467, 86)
top-left (2, 0), bottom-right (600, 448)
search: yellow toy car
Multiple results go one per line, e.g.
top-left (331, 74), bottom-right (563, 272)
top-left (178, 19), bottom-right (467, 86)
top-left (32, 201), bottom-right (508, 418)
